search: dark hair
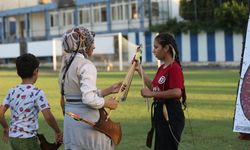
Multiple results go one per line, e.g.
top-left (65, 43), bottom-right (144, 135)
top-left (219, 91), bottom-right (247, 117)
top-left (155, 33), bottom-right (187, 109)
top-left (16, 53), bottom-right (40, 79)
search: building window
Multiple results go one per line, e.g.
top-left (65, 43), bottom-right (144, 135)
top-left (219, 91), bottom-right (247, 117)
top-left (92, 4), bottom-right (107, 23)
top-left (62, 11), bottom-right (73, 26)
top-left (111, 7), bottom-right (116, 20)
top-left (111, 4), bottom-right (123, 21)
top-left (101, 7), bottom-right (107, 22)
top-left (49, 12), bottom-right (58, 27)
top-left (124, 4), bottom-right (129, 20)
top-left (79, 9), bottom-right (90, 24)
top-left (152, 2), bottom-right (159, 17)
top-left (144, 0), bottom-right (160, 18)
top-left (111, 0), bottom-right (138, 21)
top-left (93, 8), bottom-right (100, 23)
top-left (131, 2), bottom-right (137, 19)
top-left (9, 21), bottom-right (16, 36)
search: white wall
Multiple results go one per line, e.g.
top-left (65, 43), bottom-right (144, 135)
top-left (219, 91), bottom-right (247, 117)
top-left (198, 32), bottom-right (208, 61)
top-left (0, 35), bottom-right (115, 58)
top-left (181, 32), bottom-right (191, 62)
top-left (0, 43), bottom-right (20, 58)
top-left (94, 35), bottom-right (114, 54)
top-left (215, 31), bottom-right (225, 62)
top-left (0, 0), bottom-right (50, 11)
top-left (28, 40), bottom-right (56, 57)
top-left (233, 33), bottom-right (243, 61)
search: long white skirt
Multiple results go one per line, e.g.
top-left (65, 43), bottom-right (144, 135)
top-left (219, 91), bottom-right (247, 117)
top-left (64, 103), bottom-right (114, 150)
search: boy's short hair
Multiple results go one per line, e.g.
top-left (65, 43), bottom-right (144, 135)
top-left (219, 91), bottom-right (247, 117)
top-left (16, 53), bottom-right (40, 79)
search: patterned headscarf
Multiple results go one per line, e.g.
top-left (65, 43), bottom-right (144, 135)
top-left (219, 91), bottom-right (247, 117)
top-left (62, 27), bottom-right (95, 53)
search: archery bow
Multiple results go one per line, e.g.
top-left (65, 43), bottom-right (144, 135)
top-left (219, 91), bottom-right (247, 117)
top-left (106, 45), bottom-right (143, 119)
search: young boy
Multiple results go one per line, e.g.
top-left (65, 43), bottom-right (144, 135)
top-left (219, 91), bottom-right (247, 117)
top-left (0, 53), bottom-right (63, 150)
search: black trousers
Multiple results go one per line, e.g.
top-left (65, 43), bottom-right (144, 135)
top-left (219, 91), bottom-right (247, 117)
top-left (153, 100), bottom-right (185, 150)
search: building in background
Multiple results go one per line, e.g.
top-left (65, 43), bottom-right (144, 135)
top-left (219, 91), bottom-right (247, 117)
top-left (0, 0), bottom-right (243, 69)
top-left (0, 0), bottom-right (179, 41)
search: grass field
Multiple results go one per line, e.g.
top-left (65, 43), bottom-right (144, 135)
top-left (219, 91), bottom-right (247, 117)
top-left (0, 68), bottom-right (249, 150)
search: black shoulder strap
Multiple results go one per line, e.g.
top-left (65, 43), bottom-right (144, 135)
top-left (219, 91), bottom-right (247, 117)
top-left (61, 52), bottom-right (77, 96)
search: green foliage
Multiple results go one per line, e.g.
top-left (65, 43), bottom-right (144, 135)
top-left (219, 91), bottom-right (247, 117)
top-left (214, 1), bottom-right (249, 32)
top-left (150, 19), bottom-right (190, 33)
top-left (151, 0), bottom-right (249, 34)
top-left (149, 19), bottom-right (219, 34)
top-left (179, 0), bottom-right (194, 21)
top-left (180, 0), bottom-right (220, 22)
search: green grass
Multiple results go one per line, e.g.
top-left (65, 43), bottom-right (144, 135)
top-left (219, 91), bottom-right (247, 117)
top-left (0, 69), bottom-right (249, 150)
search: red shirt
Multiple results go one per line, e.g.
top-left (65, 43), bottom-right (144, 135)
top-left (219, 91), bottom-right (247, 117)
top-left (152, 61), bottom-right (184, 100)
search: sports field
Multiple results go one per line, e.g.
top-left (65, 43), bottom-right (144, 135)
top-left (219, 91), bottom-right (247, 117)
top-left (0, 68), bottom-right (249, 150)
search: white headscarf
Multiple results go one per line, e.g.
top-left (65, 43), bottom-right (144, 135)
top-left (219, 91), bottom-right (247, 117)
top-left (62, 27), bottom-right (95, 54)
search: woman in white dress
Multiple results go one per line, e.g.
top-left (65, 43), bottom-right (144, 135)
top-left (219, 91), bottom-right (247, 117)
top-left (59, 27), bottom-right (122, 150)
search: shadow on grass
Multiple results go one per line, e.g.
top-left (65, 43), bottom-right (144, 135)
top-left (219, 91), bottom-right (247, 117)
top-left (0, 117), bottom-right (249, 150)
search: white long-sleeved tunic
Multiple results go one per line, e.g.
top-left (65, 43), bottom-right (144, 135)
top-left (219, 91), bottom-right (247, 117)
top-left (59, 53), bottom-right (114, 150)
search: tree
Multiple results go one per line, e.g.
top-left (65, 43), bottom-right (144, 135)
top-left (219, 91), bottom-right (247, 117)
top-left (179, 0), bottom-right (222, 22)
top-left (214, 1), bottom-right (248, 32)
top-left (180, 0), bottom-right (248, 22)
top-left (150, 0), bottom-right (249, 33)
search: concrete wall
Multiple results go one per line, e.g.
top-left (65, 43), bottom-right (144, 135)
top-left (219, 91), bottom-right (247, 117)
top-left (128, 31), bottom-right (243, 63)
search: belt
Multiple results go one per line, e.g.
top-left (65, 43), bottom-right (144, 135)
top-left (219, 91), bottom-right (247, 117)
top-left (66, 99), bottom-right (82, 102)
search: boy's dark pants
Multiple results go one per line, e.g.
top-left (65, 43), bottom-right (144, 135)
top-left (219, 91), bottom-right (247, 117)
top-left (9, 136), bottom-right (41, 150)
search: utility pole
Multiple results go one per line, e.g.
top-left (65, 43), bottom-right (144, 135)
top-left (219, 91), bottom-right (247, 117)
top-left (18, 0), bottom-right (27, 55)
top-left (187, 0), bottom-right (197, 21)
top-left (19, 37), bottom-right (27, 55)
top-left (248, 0), bottom-right (250, 12)
top-left (193, 0), bottom-right (197, 21)
top-left (148, 0), bottom-right (152, 27)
